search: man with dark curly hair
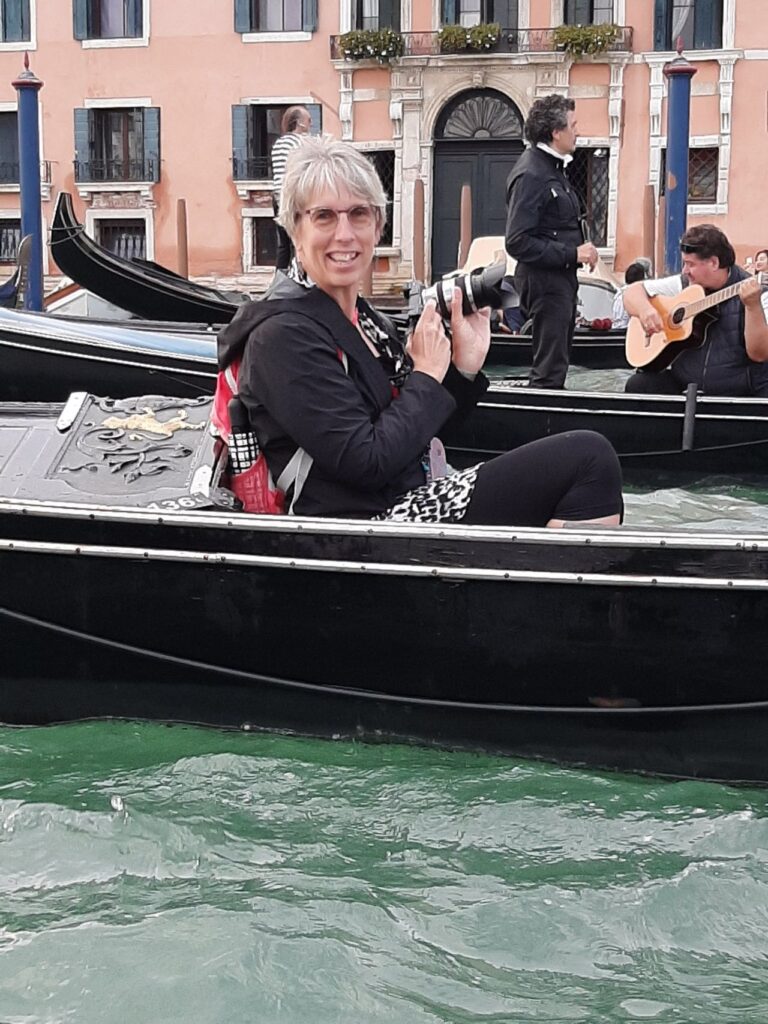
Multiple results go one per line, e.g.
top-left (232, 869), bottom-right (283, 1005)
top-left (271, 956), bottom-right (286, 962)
top-left (505, 94), bottom-right (598, 388)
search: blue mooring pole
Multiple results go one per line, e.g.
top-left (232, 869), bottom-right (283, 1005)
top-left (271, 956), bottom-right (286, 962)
top-left (662, 42), bottom-right (697, 275)
top-left (12, 53), bottom-right (44, 311)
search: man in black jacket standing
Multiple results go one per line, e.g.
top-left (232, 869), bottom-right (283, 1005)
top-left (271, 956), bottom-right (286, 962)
top-left (505, 94), bottom-right (598, 388)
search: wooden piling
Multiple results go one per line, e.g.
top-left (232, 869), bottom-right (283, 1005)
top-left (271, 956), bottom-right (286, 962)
top-left (458, 184), bottom-right (472, 268)
top-left (412, 178), bottom-right (425, 282)
top-left (176, 198), bottom-right (189, 278)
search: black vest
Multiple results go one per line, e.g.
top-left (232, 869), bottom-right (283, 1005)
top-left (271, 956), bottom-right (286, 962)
top-left (671, 265), bottom-right (768, 396)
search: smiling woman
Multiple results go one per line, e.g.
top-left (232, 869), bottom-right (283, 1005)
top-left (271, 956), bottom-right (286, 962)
top-left (215, 135), bottom-right (623, 528)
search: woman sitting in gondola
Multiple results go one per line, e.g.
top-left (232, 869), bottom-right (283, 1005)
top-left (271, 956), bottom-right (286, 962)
top-left (217, 135), bottom-right (623, 528)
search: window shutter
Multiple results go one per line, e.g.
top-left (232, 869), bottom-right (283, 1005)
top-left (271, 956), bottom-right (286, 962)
top-left (73, 0), bottom-right (89, 39)
top-left (126, 0), bottom-right (142, 37)
top-left (302, 0), bottom-right (317, 32)
top-left (380, 0), bottom-right (400, 31)
top-left (143, 107), bottom-right (160, 182)
top-left (694, 0), bottom-right (722, 49)
top-left (3, 0), bottom-right (30, 41)
top-left (234, 0), bottom-right (251, 32)
top-left (73, 108), bottom-right (91, 181)
top-left (442, 1), bottom-right (457, 26)
top-left (232, 104), bottom-right (248, 180)
top-left (308, 104), bottom-right (322, 135)
top-left (653, 0), bottom-right (669, 50)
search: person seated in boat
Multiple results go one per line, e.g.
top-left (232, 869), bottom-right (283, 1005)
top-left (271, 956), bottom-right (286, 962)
top-left (623, 225), bottom-right (768, 396)
top-left (752, 248), bottom-right (768, 276)
top-left (611, 258), bottom-right (651, 330)
top-left (217, 135), bottom-right (623, 528)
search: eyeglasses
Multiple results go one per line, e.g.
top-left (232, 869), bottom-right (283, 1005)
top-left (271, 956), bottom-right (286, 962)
top-left (680, 242), bottom-right (705, 254)
top-left (302, 205), bottom-right (376, 231)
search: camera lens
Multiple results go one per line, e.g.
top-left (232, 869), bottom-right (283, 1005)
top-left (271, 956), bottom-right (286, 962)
top-left (421, 259), bottom-right (508, 323)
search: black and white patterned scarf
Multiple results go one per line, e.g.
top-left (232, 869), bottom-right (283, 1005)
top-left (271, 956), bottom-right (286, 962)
top-left (288, 259), bottom-right (412, 389)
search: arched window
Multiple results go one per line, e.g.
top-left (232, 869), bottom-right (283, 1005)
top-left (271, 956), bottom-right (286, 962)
top-left (435, 90), bottom-right (523, 142)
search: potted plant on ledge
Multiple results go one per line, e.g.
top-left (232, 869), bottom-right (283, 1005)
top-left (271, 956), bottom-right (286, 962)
top-left (338, 27), bottom-right (405, 64)
top-left (438, 22), bottom-right (501, 54)
top-left (552, 23), bottom-right (621, 59)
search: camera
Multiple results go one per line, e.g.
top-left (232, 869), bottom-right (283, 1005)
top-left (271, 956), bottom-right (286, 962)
top-left (405, 260), bottom-right (517, 327)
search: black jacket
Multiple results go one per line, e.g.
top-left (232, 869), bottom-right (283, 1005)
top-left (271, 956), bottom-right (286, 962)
top-left (217, 275), bottom-right (488, 517)
top-left (505, 146), bottom-right (584, 271)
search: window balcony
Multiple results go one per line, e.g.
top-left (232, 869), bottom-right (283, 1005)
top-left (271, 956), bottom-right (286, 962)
top-left (0, 160), bottom-right (52, 187)
top-left (74, 157), bottom-right (158, 183)
top-left (232, 155), bottom-right (272, 182)
top-left (330, 25), bottom-right (633, 60)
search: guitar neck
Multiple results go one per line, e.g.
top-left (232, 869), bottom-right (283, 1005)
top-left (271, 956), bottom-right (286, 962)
top-left (684, 271), bottom-right (768, 320)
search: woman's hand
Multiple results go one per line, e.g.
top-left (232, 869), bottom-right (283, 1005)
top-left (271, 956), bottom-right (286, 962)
top-left (449, 287), bottom-right (491, 375)
top-left (407, 299), bottom-right (451, 382)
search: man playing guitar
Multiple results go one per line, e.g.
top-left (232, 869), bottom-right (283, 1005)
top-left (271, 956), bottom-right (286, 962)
top-left (623, 224), bottom-right (768, 395)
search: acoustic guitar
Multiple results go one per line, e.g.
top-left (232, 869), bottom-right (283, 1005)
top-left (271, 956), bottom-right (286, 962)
top-left (625, 272), bottom-right (768, 372)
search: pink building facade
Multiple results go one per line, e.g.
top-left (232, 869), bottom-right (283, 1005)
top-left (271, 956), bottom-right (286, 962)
top-left (0, 0), bottom-right (765, 295)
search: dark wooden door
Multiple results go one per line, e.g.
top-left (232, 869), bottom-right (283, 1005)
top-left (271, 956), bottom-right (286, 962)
top-left (431, 142), bottom-right (523, 281)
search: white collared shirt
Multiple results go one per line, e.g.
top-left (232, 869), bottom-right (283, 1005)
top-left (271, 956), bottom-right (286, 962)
top-left (536, 142), bottom-right (573, 166)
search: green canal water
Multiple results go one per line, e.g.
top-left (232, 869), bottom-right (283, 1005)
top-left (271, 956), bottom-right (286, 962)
top-left (2, 482), bottom-right (768, 1022)
top-left (1, 722), bottom-right (767, 1023)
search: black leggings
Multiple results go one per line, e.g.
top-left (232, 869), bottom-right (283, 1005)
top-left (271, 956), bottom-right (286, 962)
top-left (463, 430), bottom-right (623, 527)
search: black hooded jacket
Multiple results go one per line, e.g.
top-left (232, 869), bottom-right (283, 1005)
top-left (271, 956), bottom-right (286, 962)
top-left (216, 275), bottom-right (489, 517)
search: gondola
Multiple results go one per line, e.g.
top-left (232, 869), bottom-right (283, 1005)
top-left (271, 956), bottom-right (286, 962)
top-left (0, 305), bottom-right (765, 484)
top-left (49, 192), bottom-right (249, 323)
top-left (0, 234), bottom-right (30, 309)
top-left (487, 326), bottom-right (627, 369)
top-left (0, 390), bottom-right (767, 785)
top-left (441, 382), bottom-right (768, 484)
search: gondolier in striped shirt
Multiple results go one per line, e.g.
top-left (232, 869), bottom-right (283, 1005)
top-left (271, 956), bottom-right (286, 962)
top-left (271, 106), bottom-right (312, 270)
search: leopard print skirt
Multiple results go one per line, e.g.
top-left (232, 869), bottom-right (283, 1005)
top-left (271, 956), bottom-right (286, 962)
top-left (375, 464), bottom-right (481, 524)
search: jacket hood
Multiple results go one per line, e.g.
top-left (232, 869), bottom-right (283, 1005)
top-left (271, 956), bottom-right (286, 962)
top-left (217, 272), bottom-right (312, 370)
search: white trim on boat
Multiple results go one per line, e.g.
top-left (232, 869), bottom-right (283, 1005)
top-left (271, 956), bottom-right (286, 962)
top-left (2, 497), bottom-right (767, 550)
top-left (0, 336), bottom-right (216, 376)
top-left (0, 535), bottom-right (766, 589)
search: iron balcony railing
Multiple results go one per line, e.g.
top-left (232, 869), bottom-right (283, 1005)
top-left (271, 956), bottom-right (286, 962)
top-left (331, 25), bottom-right (633, 60)
top-left (74, 157), bottom-right (157, 183)
top-left (232, 155), bottom-right (273, 182)
top-left (0, 160), bottom-right (52, 185)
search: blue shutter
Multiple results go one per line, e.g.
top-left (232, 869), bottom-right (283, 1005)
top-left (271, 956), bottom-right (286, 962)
top-left (232, 104), bottom-right (248, 180)
top-left (3, 0), bottom-right (30, 41)
top-left (143, 107), bottom-right (160, 182)
top-left (442, 1), bottom-right (457, 26)
top-left (73, 108), bottom-right (91, 181)
top-left (302, 0), bottom-right (317, 32)
top-left (694, 0), bottom-right (722, 49)
top-left (308, 104), bottom-right (322, 135)
top-left (653, 0), bottom-right (669, 50)
top-left (126, 0), bottom-right (142, 37)
top-left (493, 0), bottom-right (517, 28)
top-left (379, 0), bottom-right (399, 31)
top-left (234, 0), bottom-right (251, 32)
top-left (73, 0), bottom-right (89, 39)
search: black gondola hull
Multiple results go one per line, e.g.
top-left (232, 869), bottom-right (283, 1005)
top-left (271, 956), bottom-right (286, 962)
top-left (0, 393), bottom-right (767, 784)
top-left (0, 504), bottom-right (767, 784)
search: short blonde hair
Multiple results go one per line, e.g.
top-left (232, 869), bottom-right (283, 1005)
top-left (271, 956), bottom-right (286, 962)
top-left (277, 135), bottom-right (388, 240)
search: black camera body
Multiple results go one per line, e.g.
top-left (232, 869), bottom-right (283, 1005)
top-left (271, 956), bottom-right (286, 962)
top-left (405, 260), bottom-right (514, 328)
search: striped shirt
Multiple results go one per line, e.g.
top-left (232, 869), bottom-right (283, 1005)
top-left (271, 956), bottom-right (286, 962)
top-left (271, 133), bottom-right (305, 200)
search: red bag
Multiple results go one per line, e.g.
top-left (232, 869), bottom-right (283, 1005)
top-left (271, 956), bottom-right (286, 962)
top-left (211, 359), bottom-right (288, 514)
top-left (212, 348), bottom-right (346, 514)
top-left (228, 457), bottom-right (285, 515)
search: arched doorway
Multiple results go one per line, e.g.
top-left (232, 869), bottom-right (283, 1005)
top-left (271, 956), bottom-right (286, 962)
top-left (431, 89), bottom-right (524, 281)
